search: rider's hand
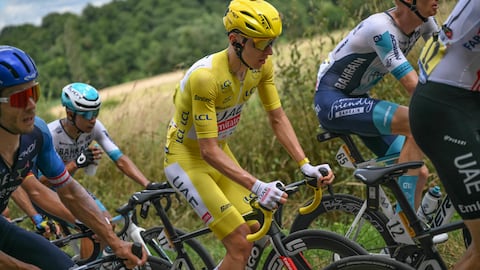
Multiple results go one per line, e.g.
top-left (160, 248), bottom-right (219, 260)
top-left (33, 214), bottom-right (60, 239)
top-left (301, 163), bottom-right (335, 187)
top-left (89, 144), bottom-right (103, 162)
top-left (75, 149), bottom-right (95, 168)
top-left (111, 240), bottom-right (148, 269)
top-left (251, 180), bottom-right (287, 210)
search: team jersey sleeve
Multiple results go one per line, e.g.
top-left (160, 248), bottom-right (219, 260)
top-left (257, 58), bottom-right (282, 111)
top-left (421, 17), bottom-right (440, 41)
top-left (366, 19), bottom-right (413, 80)
top-left (34, 117), bottom-right (72, 187)
top-left (190, 69), bottom-right (220, 139)
top-left (93, 120), bottom-right (123, 161)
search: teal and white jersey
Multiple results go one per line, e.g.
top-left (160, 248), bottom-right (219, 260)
top-left (316, 10), bottom-right (438, 96)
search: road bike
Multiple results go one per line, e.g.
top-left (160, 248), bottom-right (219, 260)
top-left (323, 161), bottom-right (467, 270)
top-left (8, 183), bottom-right (212, 269)
top-left (125, 177), bottom-right (369, 269)
top-left (9, 217), bottom-right (166, 270)
top-left (290, 130), bottom-right (464, 259)
top-left (112, 182), bottom-right (216, 269)
top-left (70, 241), bottom-right (169, 270)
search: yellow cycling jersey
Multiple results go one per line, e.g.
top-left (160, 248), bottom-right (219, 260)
top-left (166, 49), bottom-right (281, 151)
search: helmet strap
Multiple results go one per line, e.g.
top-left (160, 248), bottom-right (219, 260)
top-left (65, 109), bottom-right (84, 135)
top-left (0, 121), bottom-right (17, 135)
top-left (399, 0), bottom-right (428, 22)
top-left (65, 113), bottom-right (84, 136)
top-left (233, 38), bottom-right (253, 70)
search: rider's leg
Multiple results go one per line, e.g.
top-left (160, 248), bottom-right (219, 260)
top-left (0, 216), bottom-right (75, 269)
top-left (390, 105), bottom-right (429, 209)
top-left (165, 149), bottom-right (256, 270)
top-left (217, 223), bottom-right (255, 270)
top-left (453, 219), bottom-right (480, 270)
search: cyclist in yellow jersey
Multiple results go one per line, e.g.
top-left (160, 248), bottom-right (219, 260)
top-left (163, 1), bottom-right (335, 269)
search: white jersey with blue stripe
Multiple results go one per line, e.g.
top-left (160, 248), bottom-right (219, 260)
top-left (418, 0), bottom-right (480, 90)
top-left (316, 10), bottom-right (438, 96)
top-left (48, 119), bottom-right (123, 164)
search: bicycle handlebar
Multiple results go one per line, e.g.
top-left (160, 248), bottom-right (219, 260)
top-left (246, 168), bottom-right (330, 241)
top-left (246, 200), bottom-right (274, 242)
top-left (298, 181), bottom-right (323, 215)
top-left (299, 167), bottom-right (329, 215)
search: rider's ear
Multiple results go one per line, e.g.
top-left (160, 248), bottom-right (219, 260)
top-left (232, 41), bottom-right (243, 52)
top-left (66, 110), bottom-right (74, 120)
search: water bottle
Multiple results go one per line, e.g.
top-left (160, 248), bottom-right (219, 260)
top-left (417, 186), bottom-right (442, 225)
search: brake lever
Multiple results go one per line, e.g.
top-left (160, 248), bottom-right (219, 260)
top-left (298, 167), bottom-right (329, 215)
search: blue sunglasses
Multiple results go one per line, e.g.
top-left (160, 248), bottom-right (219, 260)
top-left (76, 109), bottom-right (100, 120)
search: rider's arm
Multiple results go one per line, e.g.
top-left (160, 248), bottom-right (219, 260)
top-left (114, 155), bottom-right (150, 188)
top-left (20, 174), bottom-right (76, 224)
top-left (55, 180), bottom-right (118, 242)
top-left (265, 106), bottom-right (334, 185)
top-left (64, 160), bottom-right (80, 175)
top-left (10, 184), bottom-right (40, 221)
top-left (0, 251), bottom-right (40, 270)
top-left (92, 120), bottom-right (150, 188)
top-left (35, 117), bottom-right (146, 266)
top-left (398, 70), bottom-right (419, 96)
top-left (266, 107), bottom-right (308, 165)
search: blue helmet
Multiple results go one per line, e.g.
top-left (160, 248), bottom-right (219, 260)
top-left (0, 45), bottom-right (38, 88)
top-left (61, 82), bottom-right (101, 112)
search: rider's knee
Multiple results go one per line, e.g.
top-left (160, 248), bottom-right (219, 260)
top-left (419, 165), bottom-right (429, 182)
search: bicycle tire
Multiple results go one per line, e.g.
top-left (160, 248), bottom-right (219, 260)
top-left (290, 193), bottom-right (396, 254)
top-left (141, 226), bottom-right (216, 269)
top-left (323, 255), bottom-right (415, 270)
top-left (262, 229), bottom-right (369, 270)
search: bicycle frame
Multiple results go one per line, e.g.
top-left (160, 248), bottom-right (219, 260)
top-left (354, 161), bottom-right (466, 270)
top-left (127, 178), bottom-right (325, 270)
top-left (111, 209), bottom-right (152, 256)
top-left (318, 130), bottom-right (458, 247)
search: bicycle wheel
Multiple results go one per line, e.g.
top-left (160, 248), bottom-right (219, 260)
top-left (323, 255), bottom-right (415, 270)
top-left (262, 229), bottom-right (369, 269)
top-left (290, 193), bottom-right (396, 254)
top-left (141, 226), bottom-right (216, 269)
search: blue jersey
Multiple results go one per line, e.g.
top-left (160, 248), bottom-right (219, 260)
top-left (0, 117), bottom-right (71, 212)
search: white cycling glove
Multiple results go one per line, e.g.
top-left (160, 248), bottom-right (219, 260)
top-left (251, 180), bottom-right (285, 210)
top-left (301, 163), bottom-right (332, 181)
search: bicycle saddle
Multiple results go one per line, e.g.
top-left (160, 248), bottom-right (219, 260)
top-left (353, 161), bottom-right (424, 186)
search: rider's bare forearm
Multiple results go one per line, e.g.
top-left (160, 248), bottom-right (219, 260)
top-left (115, 156), bottom-right (150, 188)
top-left (21, 176), bottom-right (76, 223)
top-left (10, 186), bottom-right (38, 218)
top-left (56, 180), bottom-right (120, 249)
top-left (268, 108), bottom-right (307, 163)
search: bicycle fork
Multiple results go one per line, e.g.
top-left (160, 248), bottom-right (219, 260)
top-left (268, 221), bottom-right (312, 270)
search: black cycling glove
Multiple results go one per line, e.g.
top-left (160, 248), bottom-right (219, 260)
top-left (75, 149), bottom-right (95, 168)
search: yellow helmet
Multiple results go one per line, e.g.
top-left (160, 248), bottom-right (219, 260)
top-left (223, 0), bottom-right (282, 39)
